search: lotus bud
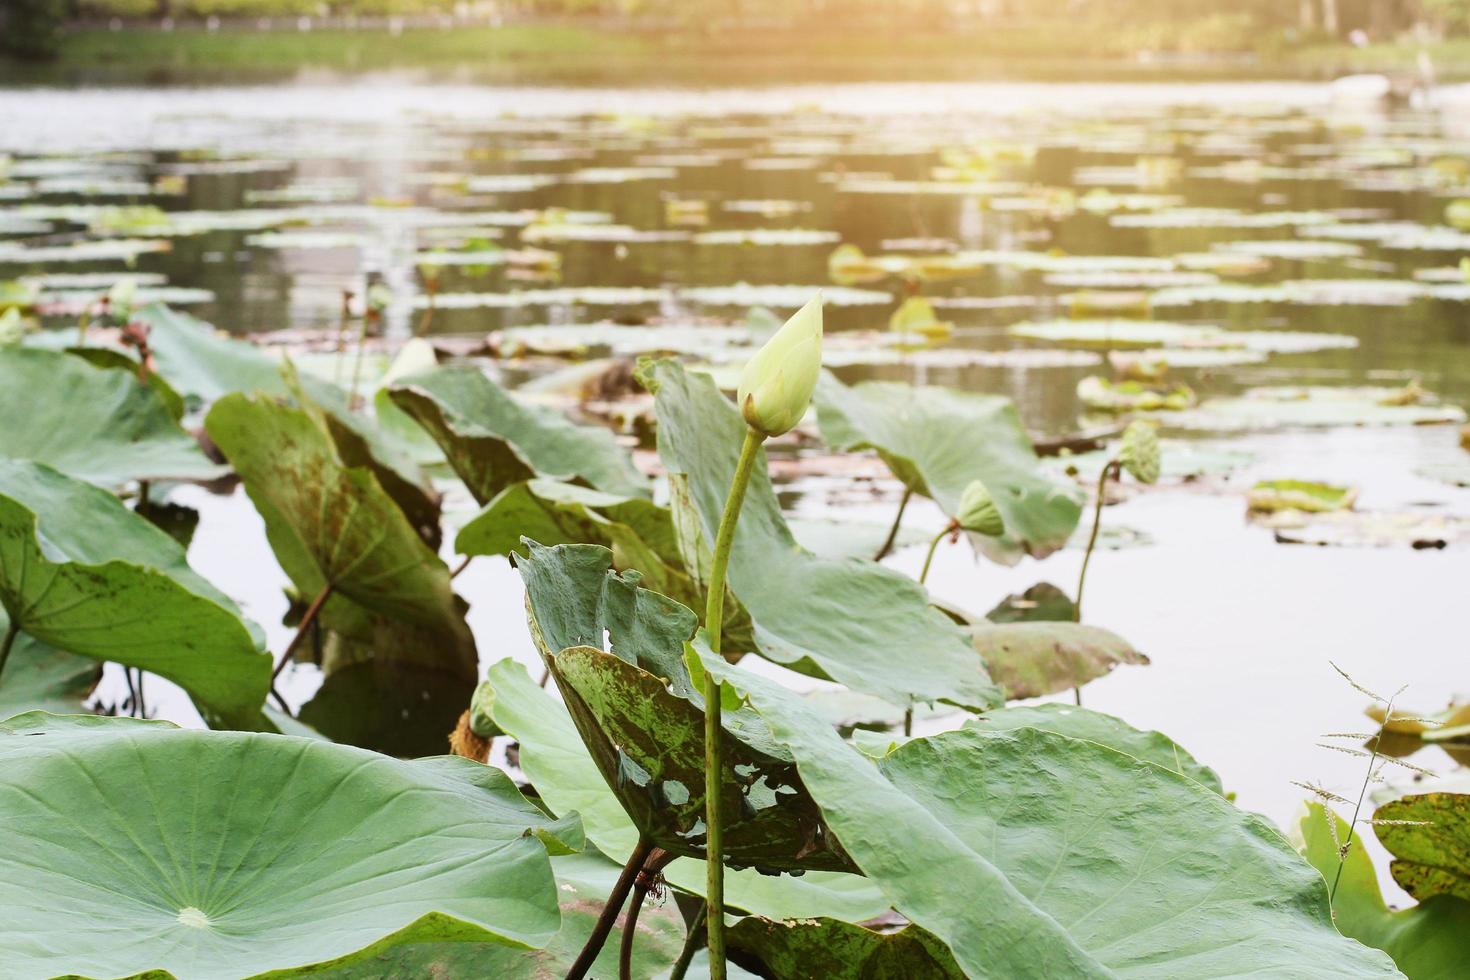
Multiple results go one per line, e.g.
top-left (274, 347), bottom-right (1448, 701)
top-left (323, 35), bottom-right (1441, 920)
top-left (737, 294), bottom-right (823, 438)
top-left (1118, 420), bottom-right (1161, 485)
top-left (107, 278), bottom-right (137, 325)
top-left (956, 479), bottom-right (1005, 537)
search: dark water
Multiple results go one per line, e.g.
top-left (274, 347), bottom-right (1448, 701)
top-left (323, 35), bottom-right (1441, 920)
top-left (2, 82), bottom-right (1467, 873)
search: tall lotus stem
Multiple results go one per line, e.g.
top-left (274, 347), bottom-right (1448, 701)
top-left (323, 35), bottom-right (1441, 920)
top-left (700, 294), bottom-right (823, 979)
top-left (1074, 459), bottom-right (1118, 627)
top-left (702, 426), bottom-right (762, 977)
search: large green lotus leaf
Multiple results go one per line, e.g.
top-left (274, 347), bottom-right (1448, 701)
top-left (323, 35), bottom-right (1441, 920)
top-left (291, 849), bottom-right (728, 979)
top-left (1375, 793), bottom-right (1470, 903)
top-left (0, 347), bottom-right (223, 486)
top-left (298, 657), bottom-right (480, 759)
top-left (517, 540), bottom-right (851, 875)
top-left (204, 393), bottom-right (475, 672)
top-left (1297, 802), bottom-right (1470, 979)
top-left (965, 622), bottom-right (1148, 700)
top-left (702, 655), bottom-right (1394, 978)
top-left (387, 365), bottom-right (649, 505)
top-left (814, 371), bottom-right (1082, 562)
top-left (128, 304), bottom-right (432, 492)
top-left (648, 360), bottom-right (998, 711)
top-left (965, 703), bottom-right (1223, 793)
top-left (728, 916), bottom-right (963, 980)
top-left (478, 656), bottom-right (889, 923)
top-left (0, 612), bottom-right (99, 717)
top-left (0, 713), bottom-right (568, 979)
top-left (0, 460), bottom-right (269, 723)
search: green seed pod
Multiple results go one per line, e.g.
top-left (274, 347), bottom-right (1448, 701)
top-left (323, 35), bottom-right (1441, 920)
top-left (1118, 419), bottom-right (1161, 484)
top-left (956, 479), bottom-right (1005, 537)
top-left (737, 294), bottom-right (823, 437)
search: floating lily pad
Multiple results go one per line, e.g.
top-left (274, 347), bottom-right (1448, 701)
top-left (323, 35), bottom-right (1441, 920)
top-left (1010, 319), bottom-right (1222, 348)
top-left (1182, 386), bottom-right (1466, 431)
top-left (1077, 376), bottom-right (1196, 413)
top-left (966, 622), bottom-right (1148, 700)
top-left (1270, 510), bottom-right (1470, 548)
top-left (1248, 480), bottom-right (1358, 513)
top-left (0, 713), bottom-right (569, 979)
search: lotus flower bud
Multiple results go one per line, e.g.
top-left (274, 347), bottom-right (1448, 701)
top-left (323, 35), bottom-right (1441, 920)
top-left (737, 294), bottom-right (823, 438)
top-left (1118, 420), bottom-right (1160, 485)
top-left (107, 278), bottom-right (136, 325)
top-left (956, 479), bottom-right (1004, 537)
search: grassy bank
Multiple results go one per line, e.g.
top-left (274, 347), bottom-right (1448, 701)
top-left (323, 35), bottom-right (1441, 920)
top-left (4, 22), bottom-right (1470, 87)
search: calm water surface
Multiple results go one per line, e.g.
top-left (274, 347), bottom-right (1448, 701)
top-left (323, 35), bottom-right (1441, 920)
top-left (2, 81), bottom-right (1467, 880)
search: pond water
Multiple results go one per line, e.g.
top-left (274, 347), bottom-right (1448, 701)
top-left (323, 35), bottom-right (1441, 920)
top-left (2, 80), bottom-right (1467, 870)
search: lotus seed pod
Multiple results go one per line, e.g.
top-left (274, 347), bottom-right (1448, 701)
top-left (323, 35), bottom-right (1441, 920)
top-left (737, 294), bottom-right (823, 438)
top-left (1118, 420), bottom-right (1161, 484)
top-left (956, 479), bottom-right (1005, 537)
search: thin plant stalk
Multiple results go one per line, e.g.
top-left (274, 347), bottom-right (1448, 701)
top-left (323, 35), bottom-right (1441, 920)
top-left (872, 487), bottom-right (913, 561)
top-left (450, 555), bottom-right (472, 579)
top-left (1331, 693), bottom-right (1397, 905)
top-left (332, 289), bottom-right (353, 385)
top-left (667, 902), bottom-right (709, 980)
top-left (273, 583), bottom-right (335, 683)
top-left (134, 669), bottom-right (146, 718)
top-left (0, 619), bottom-right (19, 684)
top-left (565, 837), bottom-right (653, 980)
top-left (907, 522), bottom-right (953, 737)
top-left (1074, 460), bottom-right (1119, 625)
top-left (620, 847), bottom-right (671, 980)
top-left (415, 275), bottom-right (437, 337)
top-left (347, 310), bottom-right (374, 412)
top-left (701, 426), bottom-right (764, 980)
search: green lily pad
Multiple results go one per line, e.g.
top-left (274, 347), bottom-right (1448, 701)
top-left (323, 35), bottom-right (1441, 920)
top-left (1183, 386), bottom-right (1467, 430)
top-left (0, 713), bottom-right (568, 978)
top-left (966, 622), bottom-right (1148, 700)
top-left (702, 656), bottom-right (1393, 977)
top-left (1297, 802), bottom-right (1470, 980)
top-left (0, 460), bottom-right (269, 724)
top-left (0, 348), bottom-right (223, 487)
top-left (1009, 319), bottom-right (1225, 348)
top-left (477, 655), bottom-right (889, 922)
top-left (650, 360), bottom-right (1000, 711)
top-left (1269, 511), bottom-right (1470, 549)
top-left (815, 372), bottom-right (1082, 562)
top-left (1076, 375), bottom-right (1196, 413)
top-left (727, 916), bottom-right (962, 979)
top-left (517, 540), bottom-right (851, 874)
top-left (388, 365), bottom-right (648, 505)
top-left (1248, 480), bottom-right (1358, 513)
top-left (1375, 793), bottom-right (1470, 903)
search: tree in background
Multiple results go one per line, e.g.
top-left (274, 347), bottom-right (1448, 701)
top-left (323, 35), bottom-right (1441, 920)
top-left (0, 0), bottom-right (68, 59)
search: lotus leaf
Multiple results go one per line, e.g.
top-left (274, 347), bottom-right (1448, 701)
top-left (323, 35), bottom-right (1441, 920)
top-left (0, 713), bottom-right (569, 979)
top-left (651, 360), bottom-right (1000, 710)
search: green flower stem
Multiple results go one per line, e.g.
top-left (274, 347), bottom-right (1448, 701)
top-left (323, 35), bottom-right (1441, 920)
top-left (1074, 459), bottom-right (1120, 625)
top-left (565, 837), bottom-right (653, 980)
top-left (907, 522), bottom-right (953, 737)
top-left (918, 524), bottom-right (951, 586)
top-left (0, 619), bottom-right (18, 685)
top-left (702, 425), bottom-right (764, 980)
top-left (668, 902), bottom-right (709, 980)
top-left (872, 487), bottom-right (913, 561)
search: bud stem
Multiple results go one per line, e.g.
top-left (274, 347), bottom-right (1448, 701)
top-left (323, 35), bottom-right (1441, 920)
top-left (1075, 459), bottom-right (1121, 626)
top-left (908, 522), bottom-right (954, 737)
top-left (702, 425), bottom-right (764, 980)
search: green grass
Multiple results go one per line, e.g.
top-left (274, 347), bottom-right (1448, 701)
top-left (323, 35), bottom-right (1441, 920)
top-left (6, 22), bottom-right (1470, 87)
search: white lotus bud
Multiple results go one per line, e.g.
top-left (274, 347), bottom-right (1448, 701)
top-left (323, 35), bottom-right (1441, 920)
top-left (737, 294), bottom-right (823, 438)
top-left (956, 479), bottom-right (1004, 537)
top-left (108, 278), bottom-right (137, 324)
